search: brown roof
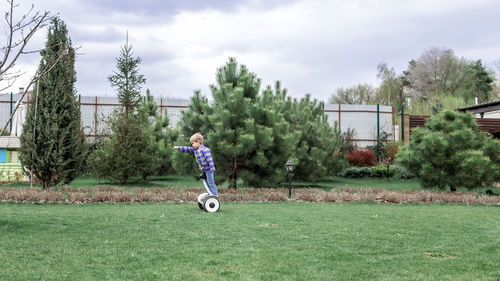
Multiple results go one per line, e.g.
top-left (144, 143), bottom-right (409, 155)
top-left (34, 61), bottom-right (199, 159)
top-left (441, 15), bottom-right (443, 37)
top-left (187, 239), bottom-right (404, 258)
top-left (457, 100), bottom-right (500, 114)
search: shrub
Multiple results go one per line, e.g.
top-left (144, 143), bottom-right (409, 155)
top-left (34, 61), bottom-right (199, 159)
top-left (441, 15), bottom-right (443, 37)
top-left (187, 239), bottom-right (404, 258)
top-left (367, 131), bottom-right (392, 163)
top-left (394, 166), bottom-right (415, 179)
top-left (340, 128), bottom-right (357, 155)
top-left (397, 110), bottom-right (500, 191)
top-left (338, 166), bottom-right (371, 178)
top-left (385, 141), bottom-right (400, 162)
top-left (348, 150), bottom-right (375, 166)
top-left (370, 165), bottom-right (396, 178)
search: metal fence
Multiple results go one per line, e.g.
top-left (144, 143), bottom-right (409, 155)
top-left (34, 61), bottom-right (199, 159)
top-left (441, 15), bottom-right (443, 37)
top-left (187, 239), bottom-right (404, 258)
top-left (0, 93), bottom-right (190, 140)
top-left (0, 93), bottom-right (395, 147)
top-left (325, 104), bottom-right (395, 147)
top-left (78, 96), bottom-right (189, 138)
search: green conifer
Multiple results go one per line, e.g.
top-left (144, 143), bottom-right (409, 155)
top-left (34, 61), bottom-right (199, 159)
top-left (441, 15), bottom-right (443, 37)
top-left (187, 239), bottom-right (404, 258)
top-left (19, 17), bottom-right (85, 189)
top-left (108, 34), bottom-right (145, 113)
top-left (143, 90), bottom-right (179, 176)
top-left (397, 110), bottom-right (499, 191)
top-left (284, 95), bottom-right (346, 182)
top-left (180, 59), bottom-right (300, 188)
top-left (88, 36), bottom-right (156, 183)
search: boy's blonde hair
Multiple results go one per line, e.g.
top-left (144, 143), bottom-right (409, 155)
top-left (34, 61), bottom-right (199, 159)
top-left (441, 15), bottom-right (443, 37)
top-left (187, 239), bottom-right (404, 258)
top-left (190, 133), bottom-right (204, 144)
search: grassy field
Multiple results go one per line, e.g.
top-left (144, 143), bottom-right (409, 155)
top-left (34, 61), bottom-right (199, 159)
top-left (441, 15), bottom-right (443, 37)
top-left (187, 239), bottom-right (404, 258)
top-left (293, 177), bottom-right (422, 191)
top-left (3, 176), bottom-right (498, 197)
top-left (1, 202), bottom-right (498, 280)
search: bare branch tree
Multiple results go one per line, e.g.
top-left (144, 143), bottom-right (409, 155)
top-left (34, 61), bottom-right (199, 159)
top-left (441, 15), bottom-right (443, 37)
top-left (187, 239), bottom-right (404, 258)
top-left (329, 83), bottom-right (376, 105)
top-left (407, 47), bottom-right (468, 100)
top-left (0, 0), bottom-right (53, 90)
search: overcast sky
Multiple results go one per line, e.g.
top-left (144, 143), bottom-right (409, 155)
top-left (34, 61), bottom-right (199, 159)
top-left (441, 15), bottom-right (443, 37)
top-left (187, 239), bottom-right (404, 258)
top-left (3, 0), bottom-right (500, 102)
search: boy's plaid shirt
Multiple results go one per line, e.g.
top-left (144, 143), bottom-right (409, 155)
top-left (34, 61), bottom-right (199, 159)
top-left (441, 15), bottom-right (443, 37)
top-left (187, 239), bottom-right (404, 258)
top-left (177, 144), bottom-right (216, 172)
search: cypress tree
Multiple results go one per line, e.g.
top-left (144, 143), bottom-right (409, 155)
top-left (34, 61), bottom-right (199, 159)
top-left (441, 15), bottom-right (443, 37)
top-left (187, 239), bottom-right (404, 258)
top-left (19, 17), bottom-right (85, 190)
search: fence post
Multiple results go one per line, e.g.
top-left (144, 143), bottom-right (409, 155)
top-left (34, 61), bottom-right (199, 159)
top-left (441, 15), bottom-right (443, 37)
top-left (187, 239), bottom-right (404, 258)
top-left (377, 104), bottom-right (380, 161)
top-left (392, 106), bottom-right (395, 141)
top-left (9, 92), bottom-right (13, 134)
top-left (338, 104), bottom-right (341, 132)
top-left (377, 104), bottom-right (380, 141)
top-left (401, 104), bottom-right (404, 142)
top-left (94, 96), bottom-right (98, 142)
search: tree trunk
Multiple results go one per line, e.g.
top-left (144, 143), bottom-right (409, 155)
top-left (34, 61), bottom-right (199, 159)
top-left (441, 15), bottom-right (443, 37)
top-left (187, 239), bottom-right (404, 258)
top-left (229, 176), bottom-right (237, 189)
top-left (450, 185), bottom-right (456, 192)
top-left (229, 157), bottom-right (237, 189)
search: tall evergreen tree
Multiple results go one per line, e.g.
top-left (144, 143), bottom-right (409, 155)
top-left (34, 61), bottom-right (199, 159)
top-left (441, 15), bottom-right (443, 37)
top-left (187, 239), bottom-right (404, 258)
top-left (143, 90), bottom-right (179, 176)
top-left (284, 95), bottom-right (346, 181)
top-left (89, 36), bottom-right (156, 183)
top-left (89, 107), bottom-right (156, 183)
top-left (205, 58), bottom-right (261, 188)
top-left (175, 90), bottom-right (211, 176)
top-left (19, 17), bottom-right (85, 190)
top-left (179, 58), bottom-right (296, 188)
top-left (464, 60), bottom-right (494, 103)
top-left (179, 58), bottom-right (345, 188)
top-left (108, 34), bottom-right (145, 113)
top-left (241, 82), bottom-right (299, 187)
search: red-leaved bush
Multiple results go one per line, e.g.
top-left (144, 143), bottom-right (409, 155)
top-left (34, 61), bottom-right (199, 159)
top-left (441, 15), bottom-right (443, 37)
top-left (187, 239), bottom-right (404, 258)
top-left (348, 150), bottom-right (375, 166)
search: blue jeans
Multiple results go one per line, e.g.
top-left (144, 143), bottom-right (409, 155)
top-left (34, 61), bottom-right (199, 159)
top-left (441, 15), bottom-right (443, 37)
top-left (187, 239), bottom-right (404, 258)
top-left (205, 172), bottom-right (218, 196)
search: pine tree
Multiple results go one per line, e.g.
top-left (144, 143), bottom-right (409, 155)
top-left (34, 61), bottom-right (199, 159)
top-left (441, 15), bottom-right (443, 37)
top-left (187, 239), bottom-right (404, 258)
top-left (88, 36), bottom-right (156, 183)
top-left (240, 82), bottom-right (299, 187)
top-left (89, 107), bottom-right (156, 183)
top-left (397, 110), bottom-right (499, 191)
top-left (108, 33), bottom-right (145, 113)
top-left (174, 90), bottom-right (211, 176)
top-left (179, 59), bottom-right (300, 188)
top-left (284, 94), bottom-right (346, 182)
top-left (19, 17), bottom-right (85, 190)
top-left (205, 58), bottom-right (260, 188)
top-left (143, 90), bottom-right (179, 176)
top-left (467, 60), bottom-right (494, 103)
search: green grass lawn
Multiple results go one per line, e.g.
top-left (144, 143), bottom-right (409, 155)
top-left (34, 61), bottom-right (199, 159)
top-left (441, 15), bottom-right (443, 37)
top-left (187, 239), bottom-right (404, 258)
top-left (292, 177), bottom-right (422, 191)
top-left (289, 177), bottom-right (499, 195)
top-left (2, 175), bottom-right (241, 189)
top-left (3, 176), bottom-right (499, 196)
top-left (1, 202), bottom-right (498, 280)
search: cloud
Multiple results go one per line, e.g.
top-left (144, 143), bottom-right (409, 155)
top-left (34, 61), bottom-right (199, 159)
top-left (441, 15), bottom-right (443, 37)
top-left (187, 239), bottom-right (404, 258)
top-left (3, 0), bottom-right (500, 102)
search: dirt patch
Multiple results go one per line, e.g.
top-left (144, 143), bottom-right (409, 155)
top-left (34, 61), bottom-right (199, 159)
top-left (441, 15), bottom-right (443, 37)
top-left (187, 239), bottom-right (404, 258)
top-left (0, 187), bottom-right (499, 205)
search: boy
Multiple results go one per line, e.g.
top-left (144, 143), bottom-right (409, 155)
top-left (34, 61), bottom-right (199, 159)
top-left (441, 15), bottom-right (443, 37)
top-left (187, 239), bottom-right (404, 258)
top-left (174, 133), bottom-right (218, 196)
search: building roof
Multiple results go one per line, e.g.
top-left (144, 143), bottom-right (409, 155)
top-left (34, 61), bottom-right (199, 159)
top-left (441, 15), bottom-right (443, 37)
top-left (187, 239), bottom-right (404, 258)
top-left (0, 136), bottom-right (21, 148)
top-left (457, 100), bottom-right (500, 114)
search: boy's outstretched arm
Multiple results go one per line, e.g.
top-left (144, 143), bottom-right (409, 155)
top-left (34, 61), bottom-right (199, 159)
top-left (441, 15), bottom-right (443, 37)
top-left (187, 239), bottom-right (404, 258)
top-left (174, 146), bottom-right (196, 153)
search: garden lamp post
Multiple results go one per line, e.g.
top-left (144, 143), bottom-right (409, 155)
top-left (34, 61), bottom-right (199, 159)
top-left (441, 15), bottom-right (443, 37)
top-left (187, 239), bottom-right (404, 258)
top-left (285, 160), bottom-right (295, 199)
